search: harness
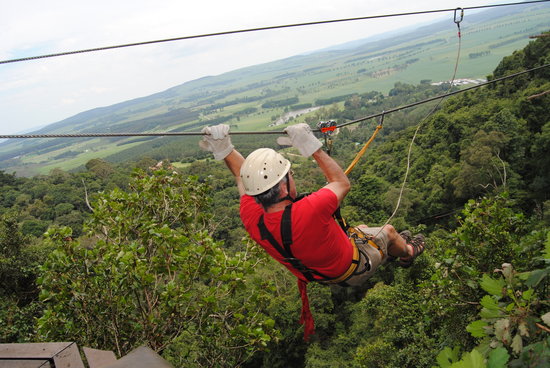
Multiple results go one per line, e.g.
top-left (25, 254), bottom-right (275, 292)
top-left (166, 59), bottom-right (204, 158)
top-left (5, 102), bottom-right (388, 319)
top-left (255, 194), bottom-right (386, 341)
top-left (257, 199), bottom-right (370, 287)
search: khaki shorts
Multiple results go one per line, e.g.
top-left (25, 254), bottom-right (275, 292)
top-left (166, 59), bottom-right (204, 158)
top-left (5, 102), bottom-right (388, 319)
top-left (340, 225), bottom-right (390, 287)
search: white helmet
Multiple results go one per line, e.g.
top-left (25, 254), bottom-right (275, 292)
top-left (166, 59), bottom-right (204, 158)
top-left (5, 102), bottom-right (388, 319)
top-left (240, 148), bottom-right (291, 195)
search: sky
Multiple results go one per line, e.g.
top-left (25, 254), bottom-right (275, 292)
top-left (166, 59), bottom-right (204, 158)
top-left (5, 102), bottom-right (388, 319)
top-left (1, 0), bottom-right (494, 135)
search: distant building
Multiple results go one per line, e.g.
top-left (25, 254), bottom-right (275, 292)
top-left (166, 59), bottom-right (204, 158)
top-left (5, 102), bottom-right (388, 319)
top-left (431, 78), bottom-right (487, 86)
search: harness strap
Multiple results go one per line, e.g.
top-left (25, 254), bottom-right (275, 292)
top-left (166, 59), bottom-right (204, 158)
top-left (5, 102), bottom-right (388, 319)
top-left (348, 227), bottom-right (385, 258)
top-left (258, 205), bottom-right (342, 282)
top-left (257, 204), bottom-right (366, 341)
top-left (333, 206), bottom-right (349, 233)
top-left (258, 211), bottom-right (315, 282)
top-left (258, 204), bottom-right (364, 286)
top-left (281, 205), bottom-right (293, 254)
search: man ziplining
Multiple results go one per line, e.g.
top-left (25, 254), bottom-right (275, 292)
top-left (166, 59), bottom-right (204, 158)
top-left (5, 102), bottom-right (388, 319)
top-left (199, 123), bottom-right (426, 340)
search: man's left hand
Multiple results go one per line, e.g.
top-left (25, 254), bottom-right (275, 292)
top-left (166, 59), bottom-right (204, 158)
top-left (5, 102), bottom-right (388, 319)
top-left (199, 124), bottom-right (234, 160)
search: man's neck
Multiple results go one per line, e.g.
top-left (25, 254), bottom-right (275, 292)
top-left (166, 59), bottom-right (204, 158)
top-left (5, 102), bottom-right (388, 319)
top-left (266, 200), bottom-right (293, 213)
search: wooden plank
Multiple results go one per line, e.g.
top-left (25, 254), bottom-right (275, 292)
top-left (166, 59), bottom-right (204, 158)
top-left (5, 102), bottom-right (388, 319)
top-left (0, 360), bottom-right (51, 368)
top-left (83, 347), bottom-right (117, 368)
top-left (0, 343), bottom-right (71, 359)
top-left (101, 346), bottom-right (173, 368)
top-left (0, 343), bottom-right (84, 368)
top-left (53, 343), bottom-right (85, 368)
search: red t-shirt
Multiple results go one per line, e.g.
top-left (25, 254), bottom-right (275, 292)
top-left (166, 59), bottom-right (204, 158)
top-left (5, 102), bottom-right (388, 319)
top-left (240, 188), bottom-right (353, 281)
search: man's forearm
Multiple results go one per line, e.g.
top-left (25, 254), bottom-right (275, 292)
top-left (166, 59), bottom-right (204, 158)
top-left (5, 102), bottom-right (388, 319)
top-left (224, 149), bottom-right (246, 196)
top-left (312, 149), bottom-right (349, 184)
top-left (312, 149), bottom-right (350, 203)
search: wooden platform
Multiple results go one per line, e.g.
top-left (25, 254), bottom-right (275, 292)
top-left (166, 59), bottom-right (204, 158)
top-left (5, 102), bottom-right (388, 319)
top-left (0, 343), bottom-right (173, 368)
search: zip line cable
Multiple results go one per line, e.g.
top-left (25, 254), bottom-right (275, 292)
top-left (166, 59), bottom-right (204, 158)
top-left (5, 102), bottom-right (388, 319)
top-left (1, 63), bottom-right (549, 140)
top-left (1, 0), bottom-right (548, 65)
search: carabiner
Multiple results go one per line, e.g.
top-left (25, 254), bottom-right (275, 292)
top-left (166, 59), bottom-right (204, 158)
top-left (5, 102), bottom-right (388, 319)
top-left (454, 8), bottom-right (464, 25)
top-left (378, 111), bottom-right (385, 127)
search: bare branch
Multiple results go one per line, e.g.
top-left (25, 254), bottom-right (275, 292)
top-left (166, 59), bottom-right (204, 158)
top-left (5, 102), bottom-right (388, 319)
top-left (82, 178), bottom-right (95, 212)
top-left (527, 89), bottom-right (550, 99)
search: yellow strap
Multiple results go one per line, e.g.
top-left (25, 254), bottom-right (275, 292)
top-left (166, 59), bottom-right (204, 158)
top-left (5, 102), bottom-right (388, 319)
top-left (367, 239), bottom-right (385, 258)
top-left (349, 227), bottom-right (385, 258)
top-left (328, 238), bottom-right (360, 283)
top-left (344, 124), bottom-right (383, 175)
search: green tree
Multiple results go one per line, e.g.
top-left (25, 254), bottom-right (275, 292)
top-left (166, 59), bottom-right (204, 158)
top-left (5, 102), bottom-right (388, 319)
top-left (37, 169), bottom-right (277, 366)
top-left (452, 131), bottom-right (510, 199)
top-left (344, 174), bottom-right (390, 224)
top-left (85, 158), bottom-right (115, 179)
top-left (0, 214), bottom-right (50, 342)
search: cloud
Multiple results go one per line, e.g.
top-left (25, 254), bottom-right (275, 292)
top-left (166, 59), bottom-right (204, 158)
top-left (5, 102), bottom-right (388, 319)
top-left (60, 98), bottom-right (76, 105)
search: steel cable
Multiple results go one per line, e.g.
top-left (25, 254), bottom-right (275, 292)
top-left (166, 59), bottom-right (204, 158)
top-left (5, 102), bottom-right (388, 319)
top-left (1, 1), bottom-right (549, 65)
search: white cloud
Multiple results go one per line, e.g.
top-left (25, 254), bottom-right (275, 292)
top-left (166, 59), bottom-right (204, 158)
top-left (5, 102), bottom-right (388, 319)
top-left (60, 98), bottom-right (76, 105)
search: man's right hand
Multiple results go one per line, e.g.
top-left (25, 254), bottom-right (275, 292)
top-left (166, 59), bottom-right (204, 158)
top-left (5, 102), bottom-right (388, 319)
top-left (278, 123), bottom-right (322, 157)
top-left (199, 124), bottom-right (234, 160)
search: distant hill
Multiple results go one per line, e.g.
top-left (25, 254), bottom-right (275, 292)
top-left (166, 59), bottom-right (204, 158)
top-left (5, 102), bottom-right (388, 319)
top-left (1, 2), bottom-right (549, 176)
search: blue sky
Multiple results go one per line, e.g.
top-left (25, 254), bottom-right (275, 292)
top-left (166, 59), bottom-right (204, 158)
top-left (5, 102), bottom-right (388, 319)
top-left (1, 0), bottom-right (492, 134)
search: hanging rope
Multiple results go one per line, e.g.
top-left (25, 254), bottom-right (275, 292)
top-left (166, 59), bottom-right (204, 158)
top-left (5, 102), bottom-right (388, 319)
top-left (343, 9), bottom-right (463, 177)
top-left (376, 8), bottom-right (463, 232)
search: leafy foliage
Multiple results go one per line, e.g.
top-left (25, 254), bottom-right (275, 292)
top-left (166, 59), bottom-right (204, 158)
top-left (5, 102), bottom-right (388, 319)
top-left (37, 169), bottom-right (277, 366)
top-left (0, 214), bottom-right (51, 342)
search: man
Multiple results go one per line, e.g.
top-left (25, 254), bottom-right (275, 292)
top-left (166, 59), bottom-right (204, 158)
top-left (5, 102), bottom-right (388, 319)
top-left (199, 123), bottom-right (425, 340)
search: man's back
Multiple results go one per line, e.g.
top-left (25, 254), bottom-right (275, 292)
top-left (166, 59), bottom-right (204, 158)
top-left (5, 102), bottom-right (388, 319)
top-left (240, 188), bottom-right (353, 281)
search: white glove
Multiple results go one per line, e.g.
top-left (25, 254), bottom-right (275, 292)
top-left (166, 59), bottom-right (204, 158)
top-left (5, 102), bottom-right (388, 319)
top-left (277, 123), bottom-right (322, 157)
top-left (198, 124), bottom-right (234, 160)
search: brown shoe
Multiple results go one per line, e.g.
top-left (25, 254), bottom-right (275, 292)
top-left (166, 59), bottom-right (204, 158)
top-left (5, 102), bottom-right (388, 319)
top-left (398, 234), bottom-right (425, 268)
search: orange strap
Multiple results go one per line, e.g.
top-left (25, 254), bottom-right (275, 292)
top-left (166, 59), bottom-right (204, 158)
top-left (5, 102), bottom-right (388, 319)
top-left (344, 124), bottom-right (383, 175)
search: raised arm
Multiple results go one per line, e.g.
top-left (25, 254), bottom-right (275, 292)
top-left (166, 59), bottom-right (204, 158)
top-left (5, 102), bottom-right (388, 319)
top-left (312, 149), bottom-right (350, 205)
top-left (198, 124), bottom-right (246, 196)
top-left (281, 123), bottom-right (350, 205)
top-left (223, 149), bottom-right (246, 197)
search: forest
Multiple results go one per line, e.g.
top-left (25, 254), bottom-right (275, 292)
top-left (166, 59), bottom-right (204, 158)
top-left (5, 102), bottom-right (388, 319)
top-left (0, 34), bottom-right (549, 367)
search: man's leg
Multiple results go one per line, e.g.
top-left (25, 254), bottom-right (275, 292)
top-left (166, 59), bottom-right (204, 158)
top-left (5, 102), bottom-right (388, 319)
top-left (356, 224), bottom-right (411, 259)
top-left (383, 224), bottom-right (413, 259)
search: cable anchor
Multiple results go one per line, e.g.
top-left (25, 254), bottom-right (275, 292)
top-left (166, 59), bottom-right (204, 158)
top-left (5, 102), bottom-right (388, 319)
top-left (454, 8), bottom-right (464, 38)
top-left (317, 120), bottom-right (337, 155)
top-left (377, 111), bottom-right (385, 127)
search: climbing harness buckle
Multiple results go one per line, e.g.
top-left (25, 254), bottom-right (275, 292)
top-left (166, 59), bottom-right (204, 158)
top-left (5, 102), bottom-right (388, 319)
top-left (348, 227), bottom-right (385, 258)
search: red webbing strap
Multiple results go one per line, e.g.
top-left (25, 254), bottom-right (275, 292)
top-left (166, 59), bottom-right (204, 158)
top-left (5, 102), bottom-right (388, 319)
top-left (298, 279), bottom-right (315, 341)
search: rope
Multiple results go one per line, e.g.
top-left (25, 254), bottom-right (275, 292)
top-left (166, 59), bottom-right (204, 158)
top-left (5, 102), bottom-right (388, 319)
top-left (1, 63), bottom-right (548, 140)
top-left (377, 9), bottom-right (464, 231)
top-left (1, 1), bottom-right (548, 65)
top-left (344, 114), bottom-right (384, 175)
